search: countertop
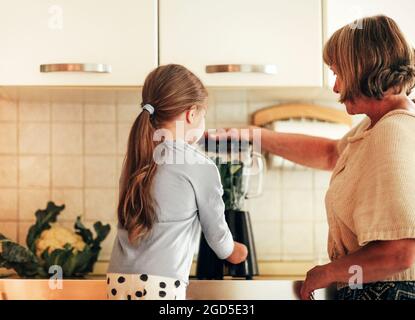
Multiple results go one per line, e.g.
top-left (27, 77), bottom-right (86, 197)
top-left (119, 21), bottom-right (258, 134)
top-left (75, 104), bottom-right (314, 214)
top-left (0, 261), bottom-right (328, 300)
top-left (0, 279), bottom-right (335, 300)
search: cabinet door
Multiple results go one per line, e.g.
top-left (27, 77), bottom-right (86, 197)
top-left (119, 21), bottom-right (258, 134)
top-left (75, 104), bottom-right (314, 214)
top-left (325, 0), bottom-right (415, 87)
top-left (159, 0), bottom-right (323, 87)
top-left (0, 0), bottom-right (157, 85)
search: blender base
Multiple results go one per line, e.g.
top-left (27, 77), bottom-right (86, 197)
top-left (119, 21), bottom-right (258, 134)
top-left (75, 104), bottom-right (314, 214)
top-left (196, 210), bottom-right (259, 280)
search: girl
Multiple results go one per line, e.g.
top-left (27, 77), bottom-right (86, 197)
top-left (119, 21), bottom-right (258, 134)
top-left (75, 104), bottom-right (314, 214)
top-left (107, 64), bottom-right (248, 300)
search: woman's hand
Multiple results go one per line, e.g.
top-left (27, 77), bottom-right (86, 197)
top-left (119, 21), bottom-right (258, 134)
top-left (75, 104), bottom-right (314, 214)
top-left (299, 240), bottom-right (415, 300)
top-left (206, 126), bottom-right (260, 142)
top-left (300, 264), bottom-right (334, 300)
top-left (226, 241), bottom-right (248, 264)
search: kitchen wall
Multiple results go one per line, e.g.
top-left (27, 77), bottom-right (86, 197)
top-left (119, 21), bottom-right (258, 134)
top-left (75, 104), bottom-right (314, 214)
top-left (0, 87), bottom-right (357, 267)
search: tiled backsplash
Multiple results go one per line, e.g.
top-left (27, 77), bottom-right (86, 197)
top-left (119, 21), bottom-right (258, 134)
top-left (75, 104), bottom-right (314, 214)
top-left (0, 87), bottom-right (355, 264)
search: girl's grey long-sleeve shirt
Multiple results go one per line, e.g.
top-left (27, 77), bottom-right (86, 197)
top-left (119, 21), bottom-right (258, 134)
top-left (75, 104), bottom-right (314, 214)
top-left (107, 140), bottom-right (234, 284)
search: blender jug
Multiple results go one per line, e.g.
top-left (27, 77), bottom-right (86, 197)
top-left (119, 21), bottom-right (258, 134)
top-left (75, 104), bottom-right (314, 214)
top-left (215, 150), bottom-right (264, 211)
top-left (196, 137), bottom-right (264, 279)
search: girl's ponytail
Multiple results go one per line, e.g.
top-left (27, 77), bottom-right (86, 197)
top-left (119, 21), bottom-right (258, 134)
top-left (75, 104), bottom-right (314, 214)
top-left (118, 106), bottom-right (158, 243)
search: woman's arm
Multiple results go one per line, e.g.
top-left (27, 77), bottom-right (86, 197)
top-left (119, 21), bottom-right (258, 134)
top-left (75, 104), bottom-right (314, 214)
top-left (300, 239), bottom-right (415, 300)
top-left (259, 128), bottom-right (339, 171)
top-left (209, 126), bottom-right (340, 171)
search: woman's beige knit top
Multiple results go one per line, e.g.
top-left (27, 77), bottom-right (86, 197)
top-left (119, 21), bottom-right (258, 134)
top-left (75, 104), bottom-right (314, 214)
top-left (325, 109), bottom-right (415, 282)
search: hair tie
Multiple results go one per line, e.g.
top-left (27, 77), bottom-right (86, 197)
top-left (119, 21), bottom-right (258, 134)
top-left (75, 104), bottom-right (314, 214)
top-left (142, 104), bottom-right (155, 115)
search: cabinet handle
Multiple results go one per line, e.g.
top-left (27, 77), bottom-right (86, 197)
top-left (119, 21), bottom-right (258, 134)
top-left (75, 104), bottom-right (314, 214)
top-left (205, 64), bottom-right (277, 75)
top-left (40, 63), bottom-right (111, 73)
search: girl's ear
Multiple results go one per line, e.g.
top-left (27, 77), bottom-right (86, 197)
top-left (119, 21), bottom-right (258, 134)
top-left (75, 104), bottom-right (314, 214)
top-left (185, 106), bottom-right (198, 124)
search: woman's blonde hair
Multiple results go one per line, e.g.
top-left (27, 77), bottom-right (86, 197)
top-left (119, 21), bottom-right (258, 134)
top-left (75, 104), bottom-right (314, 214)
top-left (323, 15), bottom-right (415, 103)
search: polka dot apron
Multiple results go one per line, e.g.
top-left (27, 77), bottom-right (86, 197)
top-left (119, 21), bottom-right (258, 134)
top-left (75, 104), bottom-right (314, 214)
top-left (106, 273), bottom-right (187, 300)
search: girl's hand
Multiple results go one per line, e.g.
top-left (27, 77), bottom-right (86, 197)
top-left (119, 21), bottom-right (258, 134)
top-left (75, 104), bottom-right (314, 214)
top-left (226, 241), bottom-right (248, 264)
top-left (300, 264), bottom-right (334, 300)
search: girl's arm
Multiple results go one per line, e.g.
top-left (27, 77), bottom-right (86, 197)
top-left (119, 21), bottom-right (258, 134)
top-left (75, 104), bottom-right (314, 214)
top-left (300, 239), bottom-right (415, 299)
top-left (192, 162), bottom-right (244, 262)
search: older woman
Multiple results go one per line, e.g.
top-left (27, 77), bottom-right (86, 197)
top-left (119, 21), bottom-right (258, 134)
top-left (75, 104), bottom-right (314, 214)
top-left (300, 15), bottom-right (415, 300)
top-left (214, 15), bottom-right (415, 300)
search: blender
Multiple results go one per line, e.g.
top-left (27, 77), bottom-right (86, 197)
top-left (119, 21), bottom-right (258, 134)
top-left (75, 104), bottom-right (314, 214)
top-left (196, 136), bottom-right (264, 280)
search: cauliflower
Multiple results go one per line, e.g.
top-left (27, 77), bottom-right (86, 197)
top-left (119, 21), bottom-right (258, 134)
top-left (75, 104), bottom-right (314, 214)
top-left (35, 224), bottom-right (86, 257)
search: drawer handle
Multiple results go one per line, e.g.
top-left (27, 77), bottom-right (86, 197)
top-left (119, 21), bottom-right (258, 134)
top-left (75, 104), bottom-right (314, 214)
top-left (205, 64), bottom-right (277, 75)
top-left (40, 63), bottom-right (111, 73)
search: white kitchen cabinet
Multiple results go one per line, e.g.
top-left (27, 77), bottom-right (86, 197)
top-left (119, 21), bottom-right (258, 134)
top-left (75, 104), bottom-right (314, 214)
top-left (159, 0), bottom-right (323, 87)
top-left (324, 0), bottom-right (415, 87)
top-left (0, 0), bottom-right (157, 86)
